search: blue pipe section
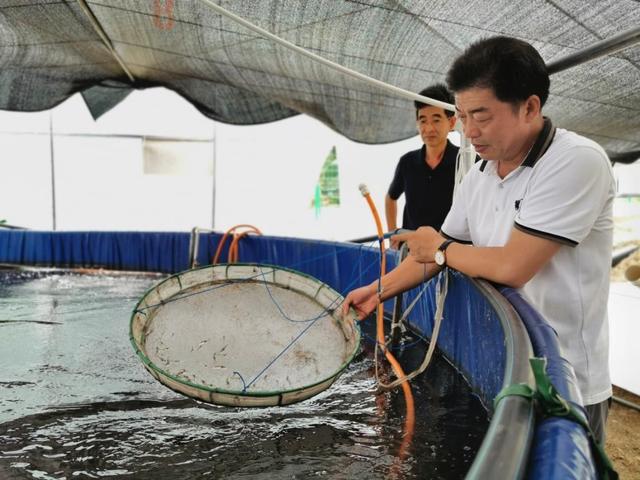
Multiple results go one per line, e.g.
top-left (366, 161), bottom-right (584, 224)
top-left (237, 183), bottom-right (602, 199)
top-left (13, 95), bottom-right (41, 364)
top-left (499, 287), bottom-right (596, 480)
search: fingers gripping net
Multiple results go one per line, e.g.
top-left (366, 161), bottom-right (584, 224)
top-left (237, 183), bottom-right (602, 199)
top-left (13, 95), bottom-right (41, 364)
top-left (130, 264), bottom-right (360, 407)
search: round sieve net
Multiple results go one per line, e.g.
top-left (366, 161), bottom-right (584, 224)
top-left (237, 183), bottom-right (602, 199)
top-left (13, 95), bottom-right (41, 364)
top-left (130, 264), bottom-right (360, 407)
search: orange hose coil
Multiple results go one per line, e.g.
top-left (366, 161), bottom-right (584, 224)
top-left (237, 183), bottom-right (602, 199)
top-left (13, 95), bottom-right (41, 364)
top-left (213, 224), bottom-right (262, 264)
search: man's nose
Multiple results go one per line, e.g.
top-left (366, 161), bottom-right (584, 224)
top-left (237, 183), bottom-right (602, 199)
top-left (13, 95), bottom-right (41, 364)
top-left (463, 121), bottom-right (480, 139)
top-left (421, 121), bottom-right (435, 132)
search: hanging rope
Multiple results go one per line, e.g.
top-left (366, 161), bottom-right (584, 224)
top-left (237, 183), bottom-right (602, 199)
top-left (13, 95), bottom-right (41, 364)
top-left (198, 0), bottom-right (454, 112)
top-left (377, 268), bottom-right (449, 391)
top-left (75, 0), bottom-right (135, 82)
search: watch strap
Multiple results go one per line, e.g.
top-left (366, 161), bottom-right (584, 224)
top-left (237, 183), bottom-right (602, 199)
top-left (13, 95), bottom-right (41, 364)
top-left (438, 239), bottom-right (455, 253)
top-left (436, 239), bottom-right (455, 266)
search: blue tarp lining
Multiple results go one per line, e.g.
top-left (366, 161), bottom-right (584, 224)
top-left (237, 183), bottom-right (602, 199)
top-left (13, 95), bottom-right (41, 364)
top-left (500, 288), bottom-right (596, 480)
top-left (0, 231), bottom-right (193, 273)
top-left (401, 271), bottom-right (506, 406)
top-left (0, 230), bottom-right (386, 287)
top-left (0, 230), bottom-right (399, 299)
top-left (0, 230), bottom-right (596, 479)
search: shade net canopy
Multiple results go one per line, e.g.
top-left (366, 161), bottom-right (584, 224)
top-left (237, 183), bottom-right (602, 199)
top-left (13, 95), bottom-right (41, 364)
top-left (1, 0), bottom-right (639, 157)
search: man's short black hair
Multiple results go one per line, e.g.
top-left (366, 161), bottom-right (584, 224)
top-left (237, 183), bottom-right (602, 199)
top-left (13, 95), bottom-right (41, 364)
top-left (446, 36), bottom-right (550, 107)
top-left (414, 83), bottom-right (455, 118)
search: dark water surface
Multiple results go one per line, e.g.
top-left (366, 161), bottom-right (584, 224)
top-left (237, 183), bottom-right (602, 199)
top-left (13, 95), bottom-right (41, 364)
top-left (0, 270), bottom-right (488, 479)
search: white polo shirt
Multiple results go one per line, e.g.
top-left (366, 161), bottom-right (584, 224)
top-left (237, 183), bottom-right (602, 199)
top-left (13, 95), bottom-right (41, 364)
top-left (442, 122), bottom-right (615, 405)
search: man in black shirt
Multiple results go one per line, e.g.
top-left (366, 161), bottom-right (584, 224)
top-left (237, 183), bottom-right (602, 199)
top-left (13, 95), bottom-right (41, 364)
top-left (385, 84), bottom-right (458, 248)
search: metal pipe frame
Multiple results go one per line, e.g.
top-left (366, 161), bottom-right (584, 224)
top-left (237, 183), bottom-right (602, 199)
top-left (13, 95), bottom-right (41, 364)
top-left (547, 26), bottom-right (640, 75)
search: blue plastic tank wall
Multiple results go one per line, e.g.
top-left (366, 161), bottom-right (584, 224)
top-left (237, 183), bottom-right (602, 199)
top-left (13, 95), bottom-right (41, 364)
top-left (397, 271), bottom-right (506, 405)
top-left (0, 230), bottom-right (192, 273)
top-left (0, 230), bottom-right (396, 299)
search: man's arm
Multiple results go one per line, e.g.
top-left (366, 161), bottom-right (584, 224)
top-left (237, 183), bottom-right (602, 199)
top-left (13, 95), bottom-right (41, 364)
top-left (385, 194), bottom-right (398, 232)
top-left (445, 228), bottom-right (560, 287)
top-left (393, 226), bottom-right (561, 288)
top-left (342, 255), bottom-right (440, 319)
top-left (385, 194), bottom-right (402, 249)
top-left (379, 254), bottom-right (440, 300)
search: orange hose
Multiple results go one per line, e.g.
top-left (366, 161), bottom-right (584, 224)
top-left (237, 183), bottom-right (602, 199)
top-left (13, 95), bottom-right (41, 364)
top-left (213, 224), bottom-right (262, 264)
top-left (363, 195), bottom-right (387, 345)
top-left (361, 189), bottom-right (415, 467)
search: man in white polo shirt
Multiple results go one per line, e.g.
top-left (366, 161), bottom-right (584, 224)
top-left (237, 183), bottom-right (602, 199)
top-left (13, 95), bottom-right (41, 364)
top-left (342, 36), bottom-right (615, 443)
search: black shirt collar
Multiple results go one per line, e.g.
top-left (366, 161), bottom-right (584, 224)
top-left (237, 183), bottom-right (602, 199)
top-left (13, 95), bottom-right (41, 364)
top-left (522, 117), bottom-right (556, 168)
top-left (421, 139), bottom-right (456, 166)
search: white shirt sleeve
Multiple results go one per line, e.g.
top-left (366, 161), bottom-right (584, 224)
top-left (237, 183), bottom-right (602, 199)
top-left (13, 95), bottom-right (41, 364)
top-left (515, 144), bottom-right (613, 246)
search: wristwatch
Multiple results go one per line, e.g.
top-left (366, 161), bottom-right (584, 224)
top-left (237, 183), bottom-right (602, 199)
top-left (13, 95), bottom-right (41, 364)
top-left (434, 239), bottom-right (455, 266)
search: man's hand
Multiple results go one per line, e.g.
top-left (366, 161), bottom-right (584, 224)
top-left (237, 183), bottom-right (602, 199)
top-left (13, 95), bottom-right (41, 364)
top-left (341, 284), bottom-right (378, 321)
top-left (389, 237), bottom-right (401, 250)
top-left (391, 226), bottom-right (444, 264)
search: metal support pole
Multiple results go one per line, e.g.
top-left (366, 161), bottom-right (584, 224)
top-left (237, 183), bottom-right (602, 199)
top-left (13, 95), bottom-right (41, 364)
top-left (49, 111), bottom-right (57, 231)
top-left (390, 242), bottom-right (410, 348)
top-left (211, 123), bottom-right (217, 230)
top-left (547, 26), bottom-right (640, 75)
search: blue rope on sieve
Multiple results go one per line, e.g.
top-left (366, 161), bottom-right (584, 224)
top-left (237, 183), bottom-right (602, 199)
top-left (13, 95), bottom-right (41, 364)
top-left (136, 239), bottom-right (399, 392)
top-left (135, 241), bottom-right (377, 313)
top-left (240, 245), bottom-right (380, 390)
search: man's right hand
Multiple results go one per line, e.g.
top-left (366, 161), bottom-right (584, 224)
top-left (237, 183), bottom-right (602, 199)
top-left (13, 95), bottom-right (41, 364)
top-left (341, 284), bottom-right (378, 321)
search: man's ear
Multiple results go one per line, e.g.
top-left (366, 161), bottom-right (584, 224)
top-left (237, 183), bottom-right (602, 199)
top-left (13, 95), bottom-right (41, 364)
top-left (524, 95), bottom-right (542, 120)
top-left (448, 114), bottom-right (457, 131)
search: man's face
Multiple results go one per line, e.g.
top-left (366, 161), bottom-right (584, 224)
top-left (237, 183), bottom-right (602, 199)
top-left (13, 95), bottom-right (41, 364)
top-left (455, 87), bottom-right (529, 163)
top-left (416, 105), bottom-right (455, 148)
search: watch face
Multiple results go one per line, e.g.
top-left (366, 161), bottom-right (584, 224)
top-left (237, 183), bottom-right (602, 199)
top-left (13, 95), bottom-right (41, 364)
top-left (435, 250), bottom-right (445, 266)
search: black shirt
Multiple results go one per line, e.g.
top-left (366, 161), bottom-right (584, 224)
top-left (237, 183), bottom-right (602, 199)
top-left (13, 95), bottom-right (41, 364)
top-left (388, 140), bottom-right (459, 231)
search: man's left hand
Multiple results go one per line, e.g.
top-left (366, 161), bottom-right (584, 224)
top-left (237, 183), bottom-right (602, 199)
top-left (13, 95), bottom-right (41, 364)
top-left (391, 227), bottom-right (444, 264)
